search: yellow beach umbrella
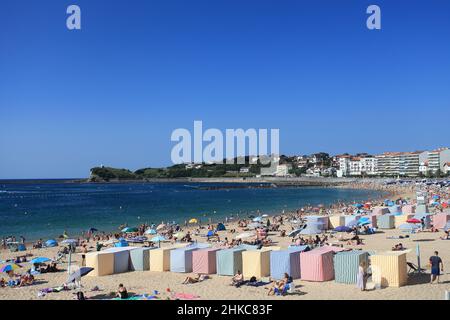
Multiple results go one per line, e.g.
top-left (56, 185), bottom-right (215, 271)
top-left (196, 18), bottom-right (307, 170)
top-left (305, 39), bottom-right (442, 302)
top-left (189, 218), bottom-right (198, 224)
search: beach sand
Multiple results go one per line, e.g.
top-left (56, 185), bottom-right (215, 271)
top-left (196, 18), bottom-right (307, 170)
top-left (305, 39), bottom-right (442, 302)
top-left (1, 222), bottom-right (448, 300)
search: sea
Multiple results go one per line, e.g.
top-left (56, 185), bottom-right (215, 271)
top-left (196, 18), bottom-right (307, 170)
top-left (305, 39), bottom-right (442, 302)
top-left (0, 181), bottom-right (385, 240)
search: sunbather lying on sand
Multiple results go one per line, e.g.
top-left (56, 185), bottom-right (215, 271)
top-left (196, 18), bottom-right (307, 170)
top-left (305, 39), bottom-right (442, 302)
top-left (392, 243), bottom-right (406, 251)
top-left (182, 273), bottom-right (208, 284)
top-left (18, 273), bottom-right (35, 287)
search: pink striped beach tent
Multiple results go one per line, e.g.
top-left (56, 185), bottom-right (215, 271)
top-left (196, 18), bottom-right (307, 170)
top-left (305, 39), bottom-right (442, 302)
top-left (192, 248), bottom-right (221, 274)
top-left (432, 213), bottom-right (450, 229)
top-left (300, 246), bottom-right (338, 282)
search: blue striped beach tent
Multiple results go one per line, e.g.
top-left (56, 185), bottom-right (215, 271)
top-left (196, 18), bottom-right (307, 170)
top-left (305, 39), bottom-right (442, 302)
top-left (170, 243), bottom-right (210, 273)
top-left (270, 246), bottom-right (309, 280)
top-left (377, 215), bottom-right (395, 229)
top-left (334, 250), bottom-right (369, 284)
top-left (216, 247), bottom-right (246, 276)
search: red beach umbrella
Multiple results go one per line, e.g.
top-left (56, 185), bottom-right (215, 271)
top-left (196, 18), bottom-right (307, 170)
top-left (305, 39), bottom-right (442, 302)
top-left (407, 218), bottom-right (421, 224)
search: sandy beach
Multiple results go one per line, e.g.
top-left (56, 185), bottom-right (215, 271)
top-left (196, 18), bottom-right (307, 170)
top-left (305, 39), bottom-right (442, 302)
top-left (1, 182), bottom-right (449, 300)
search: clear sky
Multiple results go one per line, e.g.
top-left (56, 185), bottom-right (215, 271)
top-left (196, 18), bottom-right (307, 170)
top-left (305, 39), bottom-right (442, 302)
top-left (1, 0), bottom-right (449, 179)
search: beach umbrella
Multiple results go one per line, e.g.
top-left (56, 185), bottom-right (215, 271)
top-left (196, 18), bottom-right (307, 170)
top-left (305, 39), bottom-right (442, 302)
top-left (189, 218), bottom-right (198, 224)
top-left (252, 216), bottom-right (263, 222)
top-left (45, 239), bottom-right (58, 247)
top-left (235, 232), bottom-right (254, 240)
top-left (150, 235), bottom-right (166, 243)
top-left (288, 228), bottom-right (302, 237)
top-left (67, 267), bottom-right (94, 283)
top-left (145, 228), bottom-right (157, 235)
top-left (156, 224), bottom-right (166, 231)
top-left (353, 204), bottom-right (363, 208)
top-left (0, 264), bottom-right (22, 273)
top-left (333, 226), bottom-right (352, 233)
top-left (262, 214), bottom-right (269, 218)
top-left (89, 228), bottom-right (98, 233)
top-left (433, 195), bottom-right (440, 199)
top-left (407, 218), bottom-right (421, 224)
top-left (121, 227), bottom-right (138, 233)
top-left (61, 239), bottom-right (77, 245)
top-left (206, 230), bottom-right (214, 237)
top-left (30, 257), bottom-right (52, 264)
top-left (346, 220), bottom-right (359, 228)
top-left (173, 232), bottom-right (186, 239)
top-left (357, 217), bottom-right (370, 226)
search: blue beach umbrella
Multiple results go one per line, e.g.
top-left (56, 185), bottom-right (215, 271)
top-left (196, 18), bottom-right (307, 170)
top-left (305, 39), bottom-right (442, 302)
top-left (358, 217), bottom-right (370, 226)
top-left (89, 228), bottom-right (98, 233)
top-left (121, 227), bottom-right (138, 233)
top-left (334, 226), bottom-right (352, 233)
top-left (353, 204), bottom-right (364, 208)
top-left (207, 230), bottom-right (215, 237)
top-left (144, 229), bottom-right (157, 235)
top-left (30, 257), bottom-right (52, 264)
top-left (61, 239), bottom-right (77, 245)
top-left (45, 239), bottom-right (58, 247)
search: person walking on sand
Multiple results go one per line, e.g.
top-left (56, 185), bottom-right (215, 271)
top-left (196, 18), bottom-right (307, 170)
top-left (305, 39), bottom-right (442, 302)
top-left (81, 244), bottom-right (88, 267)
top-left (430, 251), bottom-right (443, 284)
top-left (356, 261), bottom-right (368, 291)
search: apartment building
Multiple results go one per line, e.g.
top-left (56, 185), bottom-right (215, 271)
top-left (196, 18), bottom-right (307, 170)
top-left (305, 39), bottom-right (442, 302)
top-left (337, 155), bottom-right (377, 176)
top-left (427, 148), bottom-right (450, 173)
top-left (376, 151), bottom-right (427, 177)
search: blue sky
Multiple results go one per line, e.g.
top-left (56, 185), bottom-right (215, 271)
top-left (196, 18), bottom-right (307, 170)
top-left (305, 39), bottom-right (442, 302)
top-left (1, 0), bottom-right (449, 179)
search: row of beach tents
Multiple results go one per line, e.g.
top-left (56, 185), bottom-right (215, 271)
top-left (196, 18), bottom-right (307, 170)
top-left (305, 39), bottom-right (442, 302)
top-left (85, 243), bottom-right (408, 288)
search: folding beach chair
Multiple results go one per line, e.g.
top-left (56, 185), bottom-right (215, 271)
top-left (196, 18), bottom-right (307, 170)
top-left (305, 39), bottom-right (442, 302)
top-left (407, 262), bottom-right (425, 274)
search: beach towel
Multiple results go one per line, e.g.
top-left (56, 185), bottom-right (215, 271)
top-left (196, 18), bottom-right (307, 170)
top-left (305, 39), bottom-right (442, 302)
top-left (246, 281), bottom-right (270, 287)
top-left (171, 292), bottom-right (200, 300)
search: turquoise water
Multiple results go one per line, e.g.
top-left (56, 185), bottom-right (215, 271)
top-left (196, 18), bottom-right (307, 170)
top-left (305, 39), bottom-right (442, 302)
top-left (0, 182), bottom-right (384, 240)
